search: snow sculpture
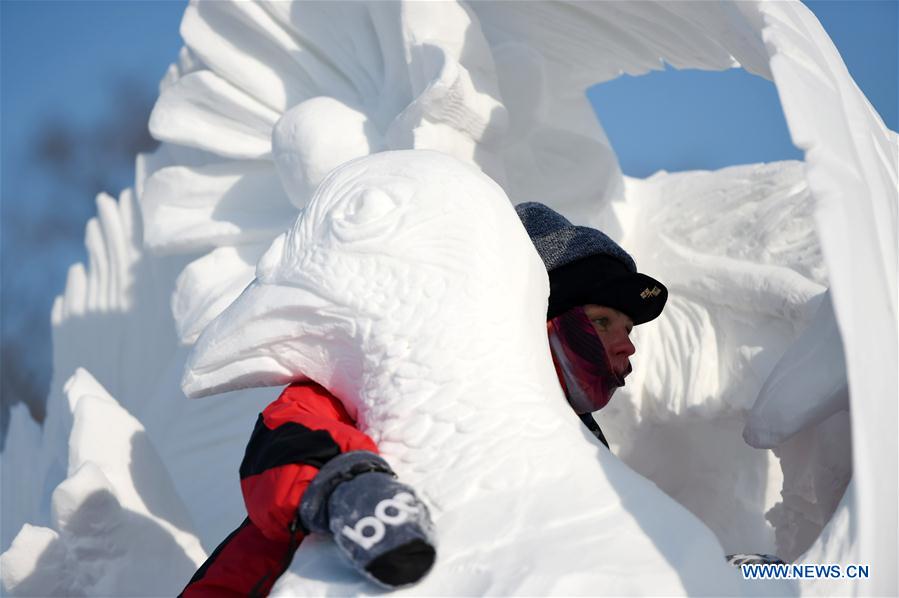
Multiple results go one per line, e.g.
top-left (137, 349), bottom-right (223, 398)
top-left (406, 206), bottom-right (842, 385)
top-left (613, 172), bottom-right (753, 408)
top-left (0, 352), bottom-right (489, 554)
top-left (748, 8), bottom-right (897, 589)
top-left (1, 369), bottom-right (204, 596)
top-left (185, 148), bottom-right (742, 594)
top-left (2, 0), bottom-right (896, 596)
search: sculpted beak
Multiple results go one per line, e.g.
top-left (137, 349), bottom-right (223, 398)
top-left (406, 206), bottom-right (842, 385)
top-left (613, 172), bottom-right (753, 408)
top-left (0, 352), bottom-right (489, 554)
top-left (180, 279), bottom-right (332, 399)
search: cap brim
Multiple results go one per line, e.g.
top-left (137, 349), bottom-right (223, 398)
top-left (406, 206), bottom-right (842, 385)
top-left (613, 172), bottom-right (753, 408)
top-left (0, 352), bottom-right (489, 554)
top-left (585, 273), bottom-right (668, 325)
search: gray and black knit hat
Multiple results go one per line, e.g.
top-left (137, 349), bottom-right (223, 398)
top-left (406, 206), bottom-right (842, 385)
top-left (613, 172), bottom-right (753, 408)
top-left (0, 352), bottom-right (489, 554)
top-left (515, 202), bottom-right (667, 323)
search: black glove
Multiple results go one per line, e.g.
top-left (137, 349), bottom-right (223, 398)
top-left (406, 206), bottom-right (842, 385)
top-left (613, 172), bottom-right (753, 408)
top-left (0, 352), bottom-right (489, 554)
top-left (299, 451), bottom-right (436, 588)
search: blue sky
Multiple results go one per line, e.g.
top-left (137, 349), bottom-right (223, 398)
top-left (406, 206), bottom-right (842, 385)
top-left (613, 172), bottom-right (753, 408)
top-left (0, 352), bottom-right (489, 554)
top-left (590, 0), bottom-right (898, 176)
top-left (0, 1), bottom-right (896, 425)
top-left (1, 1), bottom-right (185, 182)
top-left (1, 2), bottom-right (184, 134)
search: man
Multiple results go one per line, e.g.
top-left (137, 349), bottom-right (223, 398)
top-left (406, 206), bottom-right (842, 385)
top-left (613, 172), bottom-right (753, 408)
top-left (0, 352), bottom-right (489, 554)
top-left (181, 202), bottom-right (665, 596)
top-left (515, 201), bottom-right (667, 447)
top-left (519, 202), bottom-right (783, 568)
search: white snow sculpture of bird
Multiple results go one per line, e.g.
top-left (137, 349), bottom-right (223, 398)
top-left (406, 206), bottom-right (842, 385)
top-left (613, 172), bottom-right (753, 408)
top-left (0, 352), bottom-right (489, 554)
top-left (184, 149), bottom-right (742, 595)
top-left (142, 6), bottom-right (839, 566)
top-left (2, 1), bottom-right (896, 596)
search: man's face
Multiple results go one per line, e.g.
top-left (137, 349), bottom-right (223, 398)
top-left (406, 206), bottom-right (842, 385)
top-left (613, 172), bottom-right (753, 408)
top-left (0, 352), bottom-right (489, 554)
top-left (583, 304), bottom-right (635, 380)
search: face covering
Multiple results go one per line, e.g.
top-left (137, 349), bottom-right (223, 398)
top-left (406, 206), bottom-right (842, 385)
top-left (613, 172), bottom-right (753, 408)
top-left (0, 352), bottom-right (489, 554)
top-left (547, 306), bottom-right (629, 414)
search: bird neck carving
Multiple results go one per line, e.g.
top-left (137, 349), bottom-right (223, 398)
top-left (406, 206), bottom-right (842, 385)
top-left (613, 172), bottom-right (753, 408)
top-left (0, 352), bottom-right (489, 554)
top-left (342, 315), bottom-right (585, 511)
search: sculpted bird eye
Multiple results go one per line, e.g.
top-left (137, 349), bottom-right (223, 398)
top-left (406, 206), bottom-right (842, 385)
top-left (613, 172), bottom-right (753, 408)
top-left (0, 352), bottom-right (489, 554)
top-left (330, 186), bottom-right (405, 243)
top-left (343, 188), bottom-right (398, 224)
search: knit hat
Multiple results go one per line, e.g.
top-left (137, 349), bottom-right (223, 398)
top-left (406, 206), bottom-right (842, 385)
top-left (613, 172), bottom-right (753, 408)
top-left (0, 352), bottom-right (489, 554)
top-left (515, 202), bottom-right (667, 323)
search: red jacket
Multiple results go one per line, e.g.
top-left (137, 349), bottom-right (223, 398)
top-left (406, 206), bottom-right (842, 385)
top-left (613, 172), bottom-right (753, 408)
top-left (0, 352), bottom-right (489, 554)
top-left (181, 381), bottom-right (378, 597)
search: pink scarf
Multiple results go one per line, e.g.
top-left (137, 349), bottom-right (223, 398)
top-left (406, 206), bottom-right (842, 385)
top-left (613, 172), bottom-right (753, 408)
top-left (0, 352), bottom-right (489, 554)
top-left (547, 307), bottom-right (629, 414)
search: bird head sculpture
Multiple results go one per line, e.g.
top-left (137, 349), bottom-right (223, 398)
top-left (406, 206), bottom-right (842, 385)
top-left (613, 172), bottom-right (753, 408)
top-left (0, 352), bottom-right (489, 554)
top-left (182, 150), bottom-right (551, 428)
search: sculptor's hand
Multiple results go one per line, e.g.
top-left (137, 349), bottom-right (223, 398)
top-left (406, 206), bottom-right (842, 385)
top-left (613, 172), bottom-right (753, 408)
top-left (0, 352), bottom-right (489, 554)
top-left (299, 451), bottom-right (436, 588)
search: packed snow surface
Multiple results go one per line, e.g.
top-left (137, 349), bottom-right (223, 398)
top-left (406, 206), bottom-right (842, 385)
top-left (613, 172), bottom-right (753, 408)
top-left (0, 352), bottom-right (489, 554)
top-left (2, 1), bottom-right (896, 596)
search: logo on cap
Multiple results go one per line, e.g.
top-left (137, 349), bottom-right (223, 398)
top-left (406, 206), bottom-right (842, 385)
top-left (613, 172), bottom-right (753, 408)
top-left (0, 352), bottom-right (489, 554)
top-left (640, 286), bottom-right (662, 299)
